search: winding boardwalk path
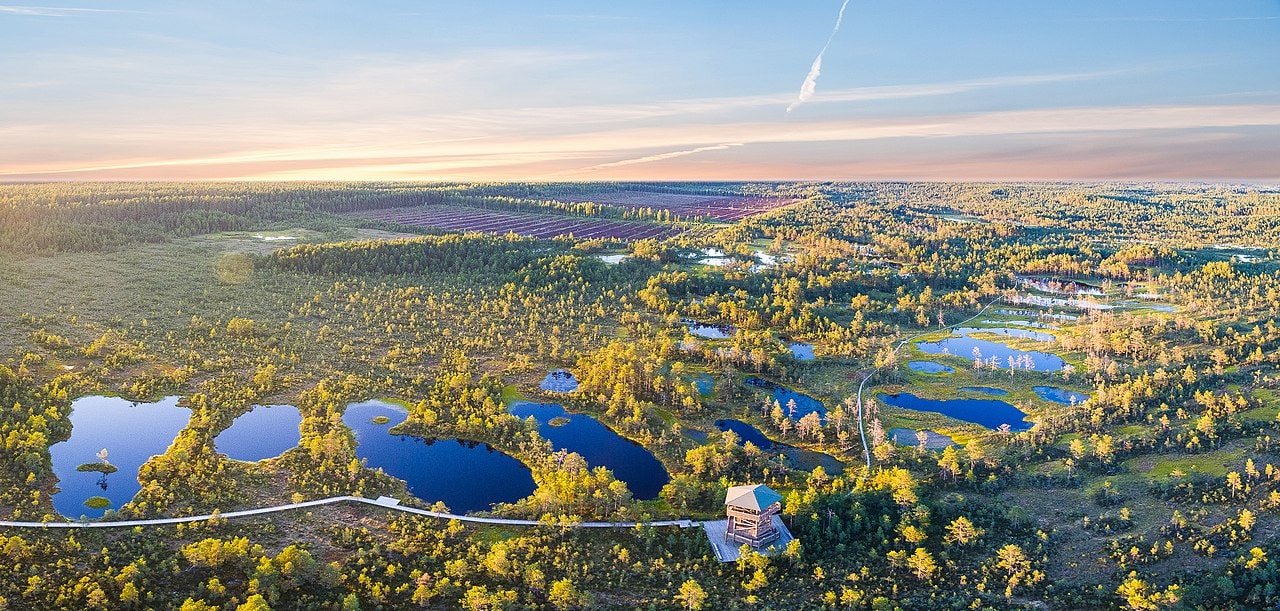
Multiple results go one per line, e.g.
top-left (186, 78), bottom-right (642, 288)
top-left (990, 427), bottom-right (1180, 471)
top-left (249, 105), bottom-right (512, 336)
top-left (853, 296), bottom-right (1005, 471)
top-left (0, 496), bottom-right (699, 530)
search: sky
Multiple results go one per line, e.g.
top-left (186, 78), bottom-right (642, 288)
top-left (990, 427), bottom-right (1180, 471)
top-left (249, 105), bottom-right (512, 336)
top-left (1, 0), bottom-right (1279, 182)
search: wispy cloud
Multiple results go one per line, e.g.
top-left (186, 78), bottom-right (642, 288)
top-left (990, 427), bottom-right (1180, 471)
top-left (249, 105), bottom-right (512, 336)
top-left (584, 143), bottom-right (743, 170)
top-left (0, 80), bottom-right (59, 90)
top-left (0, 5), bottom-right (155, 16)
top-left (788, 0), bottom-right (851, 114)
top-left (6, 104), bottom-right (1278, 181)
top-left (420, 68), bottom-right (1136, 132)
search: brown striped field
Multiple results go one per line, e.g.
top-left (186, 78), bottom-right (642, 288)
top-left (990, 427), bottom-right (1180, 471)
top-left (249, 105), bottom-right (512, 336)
top-left (344, 205), bottom-right (680, 240)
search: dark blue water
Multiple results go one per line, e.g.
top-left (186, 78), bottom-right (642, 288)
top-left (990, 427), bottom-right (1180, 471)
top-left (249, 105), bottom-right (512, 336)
top-left (682, 319), bottom-right (736, 339)
top-left (49, 395), bottom-right (192, 518)
top-left (692, 373), bottom-right (715, 395)
top-left (889, 428), bottom-right (956, 449)
top-left (540, 369), bottom-right (579, 393)
top-left (958, 386), bottom-right (1010, 396)
top-left (788, 342), bottom-right (815, 361)
top-left (344, 400), bottom-right (535, 513)
top-left (509, 402), bottom-right (669, 499)
top-left (908, 361), bottom-right (954, 374)
top-left (877, 392), bottom-right (1032, 431)
top-left (916, 336), bottom-right (1065, 371)
top-left (713, 419), bottom-right (843, 474)
top-left (215, 404), bottom-right (303, 462)
top-left (714, 419), bottom-right (775, 449)
top-left (746, 377), bottom-right (827, 421)
top-left (1033, 386), bottom-right (1091, 405)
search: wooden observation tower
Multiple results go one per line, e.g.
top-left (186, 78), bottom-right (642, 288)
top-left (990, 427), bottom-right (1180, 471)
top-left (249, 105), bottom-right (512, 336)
top-left (724, 484), bottom-right (783, 548)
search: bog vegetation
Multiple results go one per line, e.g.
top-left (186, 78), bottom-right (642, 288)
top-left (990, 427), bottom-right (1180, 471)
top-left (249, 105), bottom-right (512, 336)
top-left (0, 181), bottom-right (1277, 609)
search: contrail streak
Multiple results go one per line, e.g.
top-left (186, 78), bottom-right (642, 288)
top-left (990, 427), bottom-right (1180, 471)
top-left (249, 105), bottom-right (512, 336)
top-left (787, 0), bottom-right (851, 114)
top-left (586, 143), bottom-right (743, 170)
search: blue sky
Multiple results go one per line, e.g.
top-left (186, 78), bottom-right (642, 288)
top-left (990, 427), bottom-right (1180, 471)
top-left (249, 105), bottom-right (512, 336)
top-left (2, 0), bottom-right (1278, 181)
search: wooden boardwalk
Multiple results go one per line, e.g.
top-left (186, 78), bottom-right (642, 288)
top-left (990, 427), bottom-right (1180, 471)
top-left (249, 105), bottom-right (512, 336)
top-left (702, 515), bottom-right (794, 563)
top-left (0, 495), bottom-right (699, 530)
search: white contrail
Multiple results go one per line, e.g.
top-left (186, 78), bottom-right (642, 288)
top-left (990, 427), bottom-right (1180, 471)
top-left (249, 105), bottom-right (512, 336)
top-left (787, 0), bottom-right (851, 114)
top-left (586, 143), bottom-right (743, 170)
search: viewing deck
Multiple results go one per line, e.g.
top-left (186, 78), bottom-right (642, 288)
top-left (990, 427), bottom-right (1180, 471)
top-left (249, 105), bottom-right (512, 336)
top-left (702, 515), bottom-right (794, 563)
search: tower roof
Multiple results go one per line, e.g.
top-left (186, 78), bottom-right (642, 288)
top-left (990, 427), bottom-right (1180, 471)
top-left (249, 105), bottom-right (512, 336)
top-left (724, 484), bottom-right (782, 511)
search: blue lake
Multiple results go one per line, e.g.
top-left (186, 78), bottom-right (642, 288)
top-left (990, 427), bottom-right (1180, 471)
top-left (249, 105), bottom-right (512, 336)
top-left (1033, 386), bottom-right (1091, 405)
top-left (344, 400), bottom-right (536, 514)
top-left (877, 392), bottom-right (1032, 431)
top-left (889, 428), bottom-right (956, 449)
top-left (682, 319), bottom-right (737, 339)
top-left (509, 402), bottom-right (669, 500)
top-left (746, 377), bottom-right (827, 421)
top-left (958, 386), bottom-right (1009, 396)
top-left (215, 404), bottom-right (303, 462)
top-left (788, 342), bottom-right (815, 361)
top-left (714, 419), bottom-right (775, 449)
top-left (49, 395), bottom-right (192, 519)
top-left (713, 419), bottom-right (843, 474)
top-left (916, 335), bottom-right (1066, 371)
top-left (540, 369), bottom-right (579, 393)
top-left (692, 373), bottom-right (716, 395)
top-left (908, 361), bottom-right (954, 374)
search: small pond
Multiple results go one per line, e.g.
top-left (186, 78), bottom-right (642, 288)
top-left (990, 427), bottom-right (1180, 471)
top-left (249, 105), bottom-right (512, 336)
top-left (595, 254), bottom-right (629, 265)
top-left (714, 419), bottom-right (843, 474)
top-left (908, 360), bottom-right (954, 374)
top-left (694, 248), bottom-right (733, 267)
top-left (682, 318), bottom-right (737, 339)
top-left (1017, 277), bottom-right (1104, 296)
top-left (916, 334), bottom-right (1066, 371)
top-left (683, 428), bottom-right (709, 443)
top-left (1122, 302), bottom-right (1177, 313)
top-left (344, 400), bottom-right (535, 514)
top-left (982, 319), bottom-right (1059, 330)
top-left (877, 392), bottom-right (1032, 432)
top-left (953, 327), bottom-right (1056, 343)
top-left (1033, 386), bottom-right (1091, 405)
top-left (1007, 294), bottom-right (1114, 311)
top-left (750, 250), bottom-right (792, 273)
top-left (754, 251), bottom-right (783, 267)
top-left (788, 342), bottom-right (815, 361)
top-left (746, 377), bottom-right (827, 422)
top-left (996, 308), bottom-right (1078, 321)
top-left (50, 395), bottom-right (192, 519)
top-left (691, 373), bottom-right (716, 395)
top-left (958, 386), bottom-right (1009, 396)
top-left (509, 402), bottom-right (669, 500)
top-left (215, 404), bottom-right (303, 462)
top-left (715, 419), bottom-right (775, 449)
top-left (889, 428), bottom-right (956, 449)
top-left (540, 369), bottom-right (579, 393)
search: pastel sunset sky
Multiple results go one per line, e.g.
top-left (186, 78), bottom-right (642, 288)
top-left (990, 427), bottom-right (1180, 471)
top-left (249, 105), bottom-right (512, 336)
top-left (2, 0), bottom-right (1278, 181)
